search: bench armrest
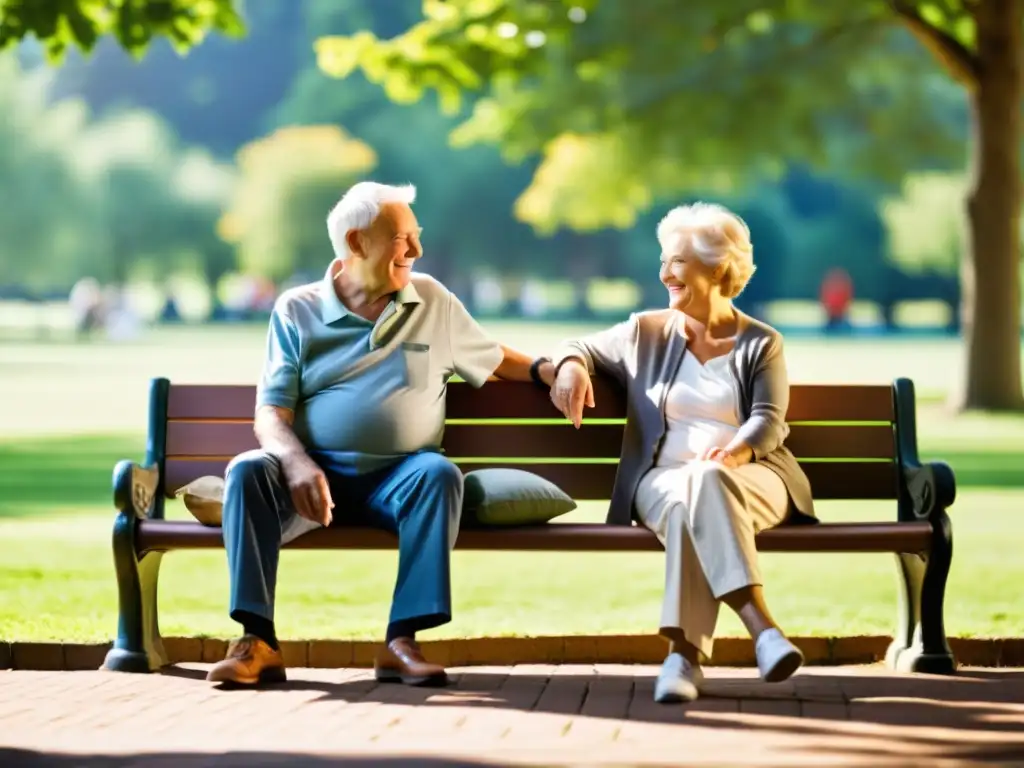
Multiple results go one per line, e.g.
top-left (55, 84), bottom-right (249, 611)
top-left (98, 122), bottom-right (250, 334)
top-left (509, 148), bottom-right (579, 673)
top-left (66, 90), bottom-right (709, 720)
top-left (901, 459), bottom-right (957, 522)
top-left (113, 460), bottom-right (161, 519)
top-left (893, 377), bottom-right (957, 523)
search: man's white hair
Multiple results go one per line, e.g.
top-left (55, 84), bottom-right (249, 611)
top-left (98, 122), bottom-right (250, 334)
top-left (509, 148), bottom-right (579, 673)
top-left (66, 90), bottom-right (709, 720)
top-left (656, 202), bottom-right (756, 299)
top-left (326, 181), bottom-right (417, 260)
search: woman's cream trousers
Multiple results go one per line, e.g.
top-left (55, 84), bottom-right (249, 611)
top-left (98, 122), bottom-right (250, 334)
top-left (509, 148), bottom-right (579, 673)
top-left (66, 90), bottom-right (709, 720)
top-left (634, 460), bottom-right (790, 660)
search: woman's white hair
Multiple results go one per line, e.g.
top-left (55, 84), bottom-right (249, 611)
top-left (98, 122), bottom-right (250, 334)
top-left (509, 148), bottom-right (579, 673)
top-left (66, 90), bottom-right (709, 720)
top-left (656, 202), bottom-right (756, 299)
top-left (326, 181), bottom-right (417, 260)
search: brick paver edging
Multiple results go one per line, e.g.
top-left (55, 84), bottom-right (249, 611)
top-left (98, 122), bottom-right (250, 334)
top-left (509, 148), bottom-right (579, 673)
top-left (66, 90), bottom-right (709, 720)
top-left (3, 634), bottom-right (1022, 671)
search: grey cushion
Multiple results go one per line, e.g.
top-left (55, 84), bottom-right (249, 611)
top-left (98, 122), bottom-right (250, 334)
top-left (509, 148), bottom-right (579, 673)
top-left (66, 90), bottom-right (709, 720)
top-left (463, 468), bottom-right (577, 526)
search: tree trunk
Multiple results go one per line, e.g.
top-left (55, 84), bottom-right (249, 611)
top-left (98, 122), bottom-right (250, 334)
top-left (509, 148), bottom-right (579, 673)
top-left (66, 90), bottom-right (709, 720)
top-left (957, 0), bottom-right (1024, 410)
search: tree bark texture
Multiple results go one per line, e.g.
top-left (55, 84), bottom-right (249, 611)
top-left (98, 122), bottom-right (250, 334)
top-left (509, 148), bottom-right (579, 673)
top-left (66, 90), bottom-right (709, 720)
top-left (959, 0), bottom-right (1024, 410)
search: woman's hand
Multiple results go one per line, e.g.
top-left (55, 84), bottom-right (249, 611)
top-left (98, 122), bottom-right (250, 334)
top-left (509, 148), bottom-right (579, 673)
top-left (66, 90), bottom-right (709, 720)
top-left (550, 359), bottom-right (595, 428)
top-left (700, 443), bottom-right (753, 468)
top-left (700, 447), bottom-right (738, 468)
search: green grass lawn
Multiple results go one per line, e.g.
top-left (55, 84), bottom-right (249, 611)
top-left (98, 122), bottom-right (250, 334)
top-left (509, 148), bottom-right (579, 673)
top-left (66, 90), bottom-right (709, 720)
top-left (1, 326), bottom-right (1022, 643)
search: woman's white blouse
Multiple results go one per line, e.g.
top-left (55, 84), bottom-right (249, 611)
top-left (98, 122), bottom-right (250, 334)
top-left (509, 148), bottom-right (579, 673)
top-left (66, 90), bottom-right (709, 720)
top-left (655, 352), bottom-right (742, 467)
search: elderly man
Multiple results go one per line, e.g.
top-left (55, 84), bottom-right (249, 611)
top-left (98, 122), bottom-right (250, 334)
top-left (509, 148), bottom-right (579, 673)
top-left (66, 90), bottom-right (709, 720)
top-left (207, 181), bottom-right (554, 688)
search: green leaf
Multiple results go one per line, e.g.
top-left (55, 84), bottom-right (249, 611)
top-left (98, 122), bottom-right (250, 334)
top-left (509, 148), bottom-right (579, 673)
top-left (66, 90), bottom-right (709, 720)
top-left (424, 0), bottom-right (460, 23)
top-left (918, 3), bottom-right (945, 27)
top-left (441, 52), bottom-right (484, 89)
top-left (382, 69), bottom-right (424, 105)
top-left (746, 10), bottom-right (773, 34)
top-left (31, 3), bottom-right (61, 41)
top-left (437, 79), bottom-right (464, 115)
top-left (63, 6), bottom-right (99, 51)
top-left (44, 36), bottom-right (67, 65)
top-left (144, 0), bottom-right (176, 26)
top-left (952, 14), bottom-right (974, 48)
top-left (575, 59), bottom-right (603, 81)
top-left (314, 31), bottom-right (379, 79)
top-left (212, 0), bottom-right (246, 37)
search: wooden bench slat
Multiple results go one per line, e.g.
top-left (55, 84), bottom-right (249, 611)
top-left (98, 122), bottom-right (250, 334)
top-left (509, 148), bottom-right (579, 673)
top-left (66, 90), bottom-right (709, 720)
top-left (445, 378), bottom-right (626, 419)
top-left (136, 519), bottom-right (932, 555)
top-left (165, 421), bottom-right (895, 460)
top-left (166, 381), bottom-right (895, 423)
top-left (784, 384), bottom-right (893, 422)
top-left (784, 424), bottom-right (894, 459)
top-left (445, 381), bottom-right (895, 422)
top-left (168, 385), bottom-right (256, 420)
top-left (162, 422), bottom-right (626, 459)
top-left (163, 458), bottom-right (898, 501)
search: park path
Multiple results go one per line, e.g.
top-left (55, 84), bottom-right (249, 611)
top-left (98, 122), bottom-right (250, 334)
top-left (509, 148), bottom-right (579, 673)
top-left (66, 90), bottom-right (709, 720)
top-left (1, 663), bottom-right (1022, 766)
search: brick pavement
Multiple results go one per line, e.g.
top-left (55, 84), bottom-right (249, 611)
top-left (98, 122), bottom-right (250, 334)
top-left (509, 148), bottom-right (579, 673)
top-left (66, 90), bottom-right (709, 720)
top-left (1, 664), bottom-right (1022, 766)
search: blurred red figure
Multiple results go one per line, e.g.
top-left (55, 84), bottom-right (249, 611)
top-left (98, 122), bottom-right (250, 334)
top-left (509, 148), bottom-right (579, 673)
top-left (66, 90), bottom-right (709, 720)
top-left (820, 268), bottom-right (853, 333)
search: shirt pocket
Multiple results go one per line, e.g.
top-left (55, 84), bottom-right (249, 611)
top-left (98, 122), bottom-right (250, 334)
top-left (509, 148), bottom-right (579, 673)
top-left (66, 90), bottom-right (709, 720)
top-left (401, 341), bottom-right (432, 392)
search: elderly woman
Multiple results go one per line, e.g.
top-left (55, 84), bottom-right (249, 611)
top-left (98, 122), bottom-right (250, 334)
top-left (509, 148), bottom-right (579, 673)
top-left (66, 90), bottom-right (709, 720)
top-left (549, 202), bottom-right (816, 704)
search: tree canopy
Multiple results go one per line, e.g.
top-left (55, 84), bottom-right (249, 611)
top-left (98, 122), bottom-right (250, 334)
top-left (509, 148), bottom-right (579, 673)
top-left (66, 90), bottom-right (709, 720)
top-left (315, 0), bottom-right (967, 234)
top-left (0, 0), bottom-right (244, 63)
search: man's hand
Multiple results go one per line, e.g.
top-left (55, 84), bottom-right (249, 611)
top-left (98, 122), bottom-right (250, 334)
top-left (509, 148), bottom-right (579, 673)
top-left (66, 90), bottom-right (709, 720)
top-left (550, 359), bottom-right (595, 428)
top-left (280, 452), bottom-right (334, 526)
top-left (254, 405), bottom-right (333, 526)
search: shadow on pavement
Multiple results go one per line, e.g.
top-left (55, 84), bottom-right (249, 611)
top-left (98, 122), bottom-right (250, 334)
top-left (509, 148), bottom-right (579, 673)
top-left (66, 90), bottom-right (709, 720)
top-left (5, 667), bottom-right (1023, 766)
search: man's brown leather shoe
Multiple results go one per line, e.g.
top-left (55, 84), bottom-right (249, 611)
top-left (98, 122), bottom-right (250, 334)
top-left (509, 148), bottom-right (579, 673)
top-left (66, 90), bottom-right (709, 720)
top-left (374, 637), bottom-right (448, 686)
top-left (206, 635), bottom-right (286, 686)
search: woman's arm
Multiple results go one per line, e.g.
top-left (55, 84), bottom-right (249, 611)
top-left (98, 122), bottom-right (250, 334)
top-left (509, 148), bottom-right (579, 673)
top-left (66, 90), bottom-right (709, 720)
top-left (729, 334), bottom-right (791, 461)
top-left (552, 314), bottom-right (638, 381)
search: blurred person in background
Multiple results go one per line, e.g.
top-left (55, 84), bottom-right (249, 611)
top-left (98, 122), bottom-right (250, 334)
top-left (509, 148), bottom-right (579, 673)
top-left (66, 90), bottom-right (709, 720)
top-left (207, 181), bottom-right (554, 688)
top-left (68, 277), bottom-right (105, 339)
top-left (820, 267), bottom-right (854, 333)
top-left (548, 203), bottom-right (815, 704)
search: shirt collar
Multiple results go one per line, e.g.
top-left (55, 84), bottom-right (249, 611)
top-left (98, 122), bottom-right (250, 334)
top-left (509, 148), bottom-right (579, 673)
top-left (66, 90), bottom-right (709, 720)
top-left (319, 260), bottom-right (421, 324)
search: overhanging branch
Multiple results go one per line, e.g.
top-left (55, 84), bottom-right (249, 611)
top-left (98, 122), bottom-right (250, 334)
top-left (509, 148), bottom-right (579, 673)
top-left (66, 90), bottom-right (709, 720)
top-left (889, 0), bottom-right (979, 89)
top-left (623, 15), bottom-right (884, 117)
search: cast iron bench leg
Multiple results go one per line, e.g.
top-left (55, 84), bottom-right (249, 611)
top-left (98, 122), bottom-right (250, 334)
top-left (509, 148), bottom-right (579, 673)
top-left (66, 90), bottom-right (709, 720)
top-left (101, 512), bottom-right (169, 673)
top-left (886, 509), bottom-right (956, 674)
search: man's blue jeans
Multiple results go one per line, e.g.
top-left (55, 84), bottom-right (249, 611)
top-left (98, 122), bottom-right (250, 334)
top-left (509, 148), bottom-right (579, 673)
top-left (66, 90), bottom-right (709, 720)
top-left (220, 449), bottom-right (463, 634)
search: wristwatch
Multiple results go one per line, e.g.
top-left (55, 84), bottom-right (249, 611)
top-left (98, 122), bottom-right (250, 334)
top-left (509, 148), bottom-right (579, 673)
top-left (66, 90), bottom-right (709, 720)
top-left (529, 356), bottom-right (552, 388)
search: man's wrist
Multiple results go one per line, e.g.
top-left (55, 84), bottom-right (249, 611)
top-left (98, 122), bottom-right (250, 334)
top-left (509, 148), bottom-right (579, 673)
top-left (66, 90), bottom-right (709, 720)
top-left (272, 446), bottom-right (308, 465)
top-left (529, 356), bottom-right (552, 388)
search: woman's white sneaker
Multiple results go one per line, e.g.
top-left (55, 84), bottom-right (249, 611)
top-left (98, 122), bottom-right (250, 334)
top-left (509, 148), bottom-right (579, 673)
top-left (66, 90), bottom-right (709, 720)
top-left (755, 628), bottom-right (804, 683)
top-left (654, 652), bottom-right (704, 703)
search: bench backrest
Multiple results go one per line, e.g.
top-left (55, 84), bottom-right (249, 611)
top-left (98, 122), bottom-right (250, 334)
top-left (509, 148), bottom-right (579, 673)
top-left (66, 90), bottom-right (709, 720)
top-left (154, 377), bottom-right (902, 505)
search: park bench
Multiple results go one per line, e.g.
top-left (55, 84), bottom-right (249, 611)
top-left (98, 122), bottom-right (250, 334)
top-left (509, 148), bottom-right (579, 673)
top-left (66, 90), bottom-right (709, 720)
top-left (102, 375), bottom-right (957, 676)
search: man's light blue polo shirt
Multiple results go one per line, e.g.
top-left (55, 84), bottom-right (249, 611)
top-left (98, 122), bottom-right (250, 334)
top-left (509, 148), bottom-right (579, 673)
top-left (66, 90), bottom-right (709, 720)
top-left (255, 264), bottom-right (503, 474)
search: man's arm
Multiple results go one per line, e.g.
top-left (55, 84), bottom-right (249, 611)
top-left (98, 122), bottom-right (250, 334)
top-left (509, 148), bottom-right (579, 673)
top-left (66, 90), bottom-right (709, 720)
top-left (493, 345), bottom-right (555, 386)
top-left (253, 405), bottom-right (305, 459)
top-left (447, 291), bottom-right (556, 387)
top-left (254, 308), bottom-right (309, 461)
top-left (252, 305), bottom-right (332, 525)
top-left (253, 405), bottom-right (333, 526)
